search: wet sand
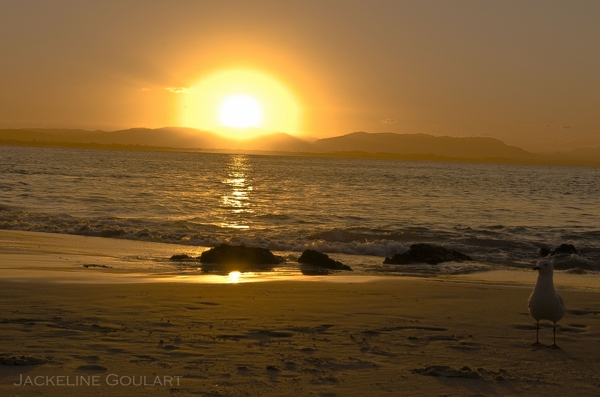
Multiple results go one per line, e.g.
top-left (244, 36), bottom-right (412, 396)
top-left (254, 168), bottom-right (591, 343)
top-left (1, 231), bottom-right (600, 396)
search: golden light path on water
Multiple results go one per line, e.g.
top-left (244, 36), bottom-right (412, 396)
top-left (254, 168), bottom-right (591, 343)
top-left (220, 155), bottom-right (252, 229)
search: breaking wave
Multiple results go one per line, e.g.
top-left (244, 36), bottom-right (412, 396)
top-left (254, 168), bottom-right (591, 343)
top-left (1, 208), bottom-right (599, 270)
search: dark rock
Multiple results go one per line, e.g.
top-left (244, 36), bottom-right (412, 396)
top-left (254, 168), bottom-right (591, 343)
top-left (170, 254), bottom-right (195, 261)
top-left (298, 250), bottom-right (352, 271)
top-left (552, 244), bottom-right (578, 256)
top-left (540, 244), bottom-right (593, 270)
top-left (199, 244), bottom-right (284, 271)
top-left (540, 244), bottom-right (579, 257)
top-left (384, 243), bottom-right (472, 265)
top-left (83, 264), bottom-right (112, 268)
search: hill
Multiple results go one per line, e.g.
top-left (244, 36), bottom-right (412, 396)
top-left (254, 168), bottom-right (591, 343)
top-left (312, 132), bottom-right (534, 160)
top-left (1, 128), bottom-right (599, 166)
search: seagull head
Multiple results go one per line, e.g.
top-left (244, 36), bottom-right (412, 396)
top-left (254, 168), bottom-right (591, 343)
top-left (533, 259), bottom-right (554, 275)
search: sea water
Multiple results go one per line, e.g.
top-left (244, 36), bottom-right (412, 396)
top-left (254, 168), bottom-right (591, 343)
top-left (1, 146), bottom-right (599, 274)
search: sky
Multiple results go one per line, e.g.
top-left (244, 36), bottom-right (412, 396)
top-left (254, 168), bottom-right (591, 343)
top-left (1, 0), bottom-right (599, 152)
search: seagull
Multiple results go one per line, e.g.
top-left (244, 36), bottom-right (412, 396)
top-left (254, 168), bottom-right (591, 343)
top-left (528, 259), bottom-right (566, 348)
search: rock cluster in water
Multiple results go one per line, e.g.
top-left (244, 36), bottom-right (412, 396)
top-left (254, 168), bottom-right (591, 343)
top-left (539, 244), bottom-right (578, 257)
top-left (298, 249), bottom-right (353, 271)
top-left (384, 243), bottom-right (472, 265)
top-left (199, 244), bottom-right (285, 268)
top-left (538, 243), bottom-right (595, 270)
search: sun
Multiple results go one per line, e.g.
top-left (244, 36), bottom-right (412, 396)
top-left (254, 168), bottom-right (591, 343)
top-left (179, 69), bottom-right (301, 139)
top-left (219, 95), bottom-right (263, 128)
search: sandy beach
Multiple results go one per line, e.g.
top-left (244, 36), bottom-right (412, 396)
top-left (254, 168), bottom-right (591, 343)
top-left (1, 231), bottom-right (600, 396)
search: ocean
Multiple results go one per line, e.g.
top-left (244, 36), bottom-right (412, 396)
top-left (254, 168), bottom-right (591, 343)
top-left (1, 145), bottom-right (599, 275)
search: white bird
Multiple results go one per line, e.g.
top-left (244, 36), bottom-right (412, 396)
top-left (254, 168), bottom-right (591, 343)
top-left (528, 259), bottom-right (566, 348)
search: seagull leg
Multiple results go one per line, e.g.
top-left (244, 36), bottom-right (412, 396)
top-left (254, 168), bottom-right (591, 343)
top-left (531, 321), bottom-right (543, 346)
top-left (549, 323), bottom-right (560, 349)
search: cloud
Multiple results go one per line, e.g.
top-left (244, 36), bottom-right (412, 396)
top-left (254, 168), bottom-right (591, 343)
top-left (137, 88), bottom-right (151, 92)
top-left (560, 125), bottom-right (571, 129)
top-left (381, 118), bottom-right (396, 124)
top-left (165, 87), bottom-right (194, 94)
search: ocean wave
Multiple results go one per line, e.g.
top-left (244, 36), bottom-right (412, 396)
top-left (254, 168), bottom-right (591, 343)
top-left (552, 254), bottom-right (597, 270)
top-left (376, 262), bottom-right (495, 276)
top-left (307, 228), bottom-right (435, 243)
top-left (0, 209), bottom-right (210, 246)
top-left (1, 208), bottom-right (598, 270)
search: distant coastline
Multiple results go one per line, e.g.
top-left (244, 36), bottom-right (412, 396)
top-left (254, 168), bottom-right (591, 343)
top-left (2, 128), bottom-right (599, 168)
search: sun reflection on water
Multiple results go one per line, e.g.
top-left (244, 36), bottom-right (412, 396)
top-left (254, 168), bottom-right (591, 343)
top-left (228, 271), bottom-right (241, 283)
top-left (221, 155), bottom-right (253, 229)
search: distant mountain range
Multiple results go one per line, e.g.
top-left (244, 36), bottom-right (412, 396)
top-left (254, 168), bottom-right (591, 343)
top-left (1, 127), bottom-right (599, 166)
top-left (312, 132), bottom-right (534, 160)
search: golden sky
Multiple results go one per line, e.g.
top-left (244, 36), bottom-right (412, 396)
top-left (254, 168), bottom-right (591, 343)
top-left (1, 1), bottom-right (599, 151)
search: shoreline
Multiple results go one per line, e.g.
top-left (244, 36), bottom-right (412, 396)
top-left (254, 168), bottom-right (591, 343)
top-left (1, 229), bottom-right (599, 291)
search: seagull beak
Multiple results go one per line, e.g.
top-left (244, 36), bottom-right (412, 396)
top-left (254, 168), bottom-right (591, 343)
top-left (533, 265), bottom-right (540, 270)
